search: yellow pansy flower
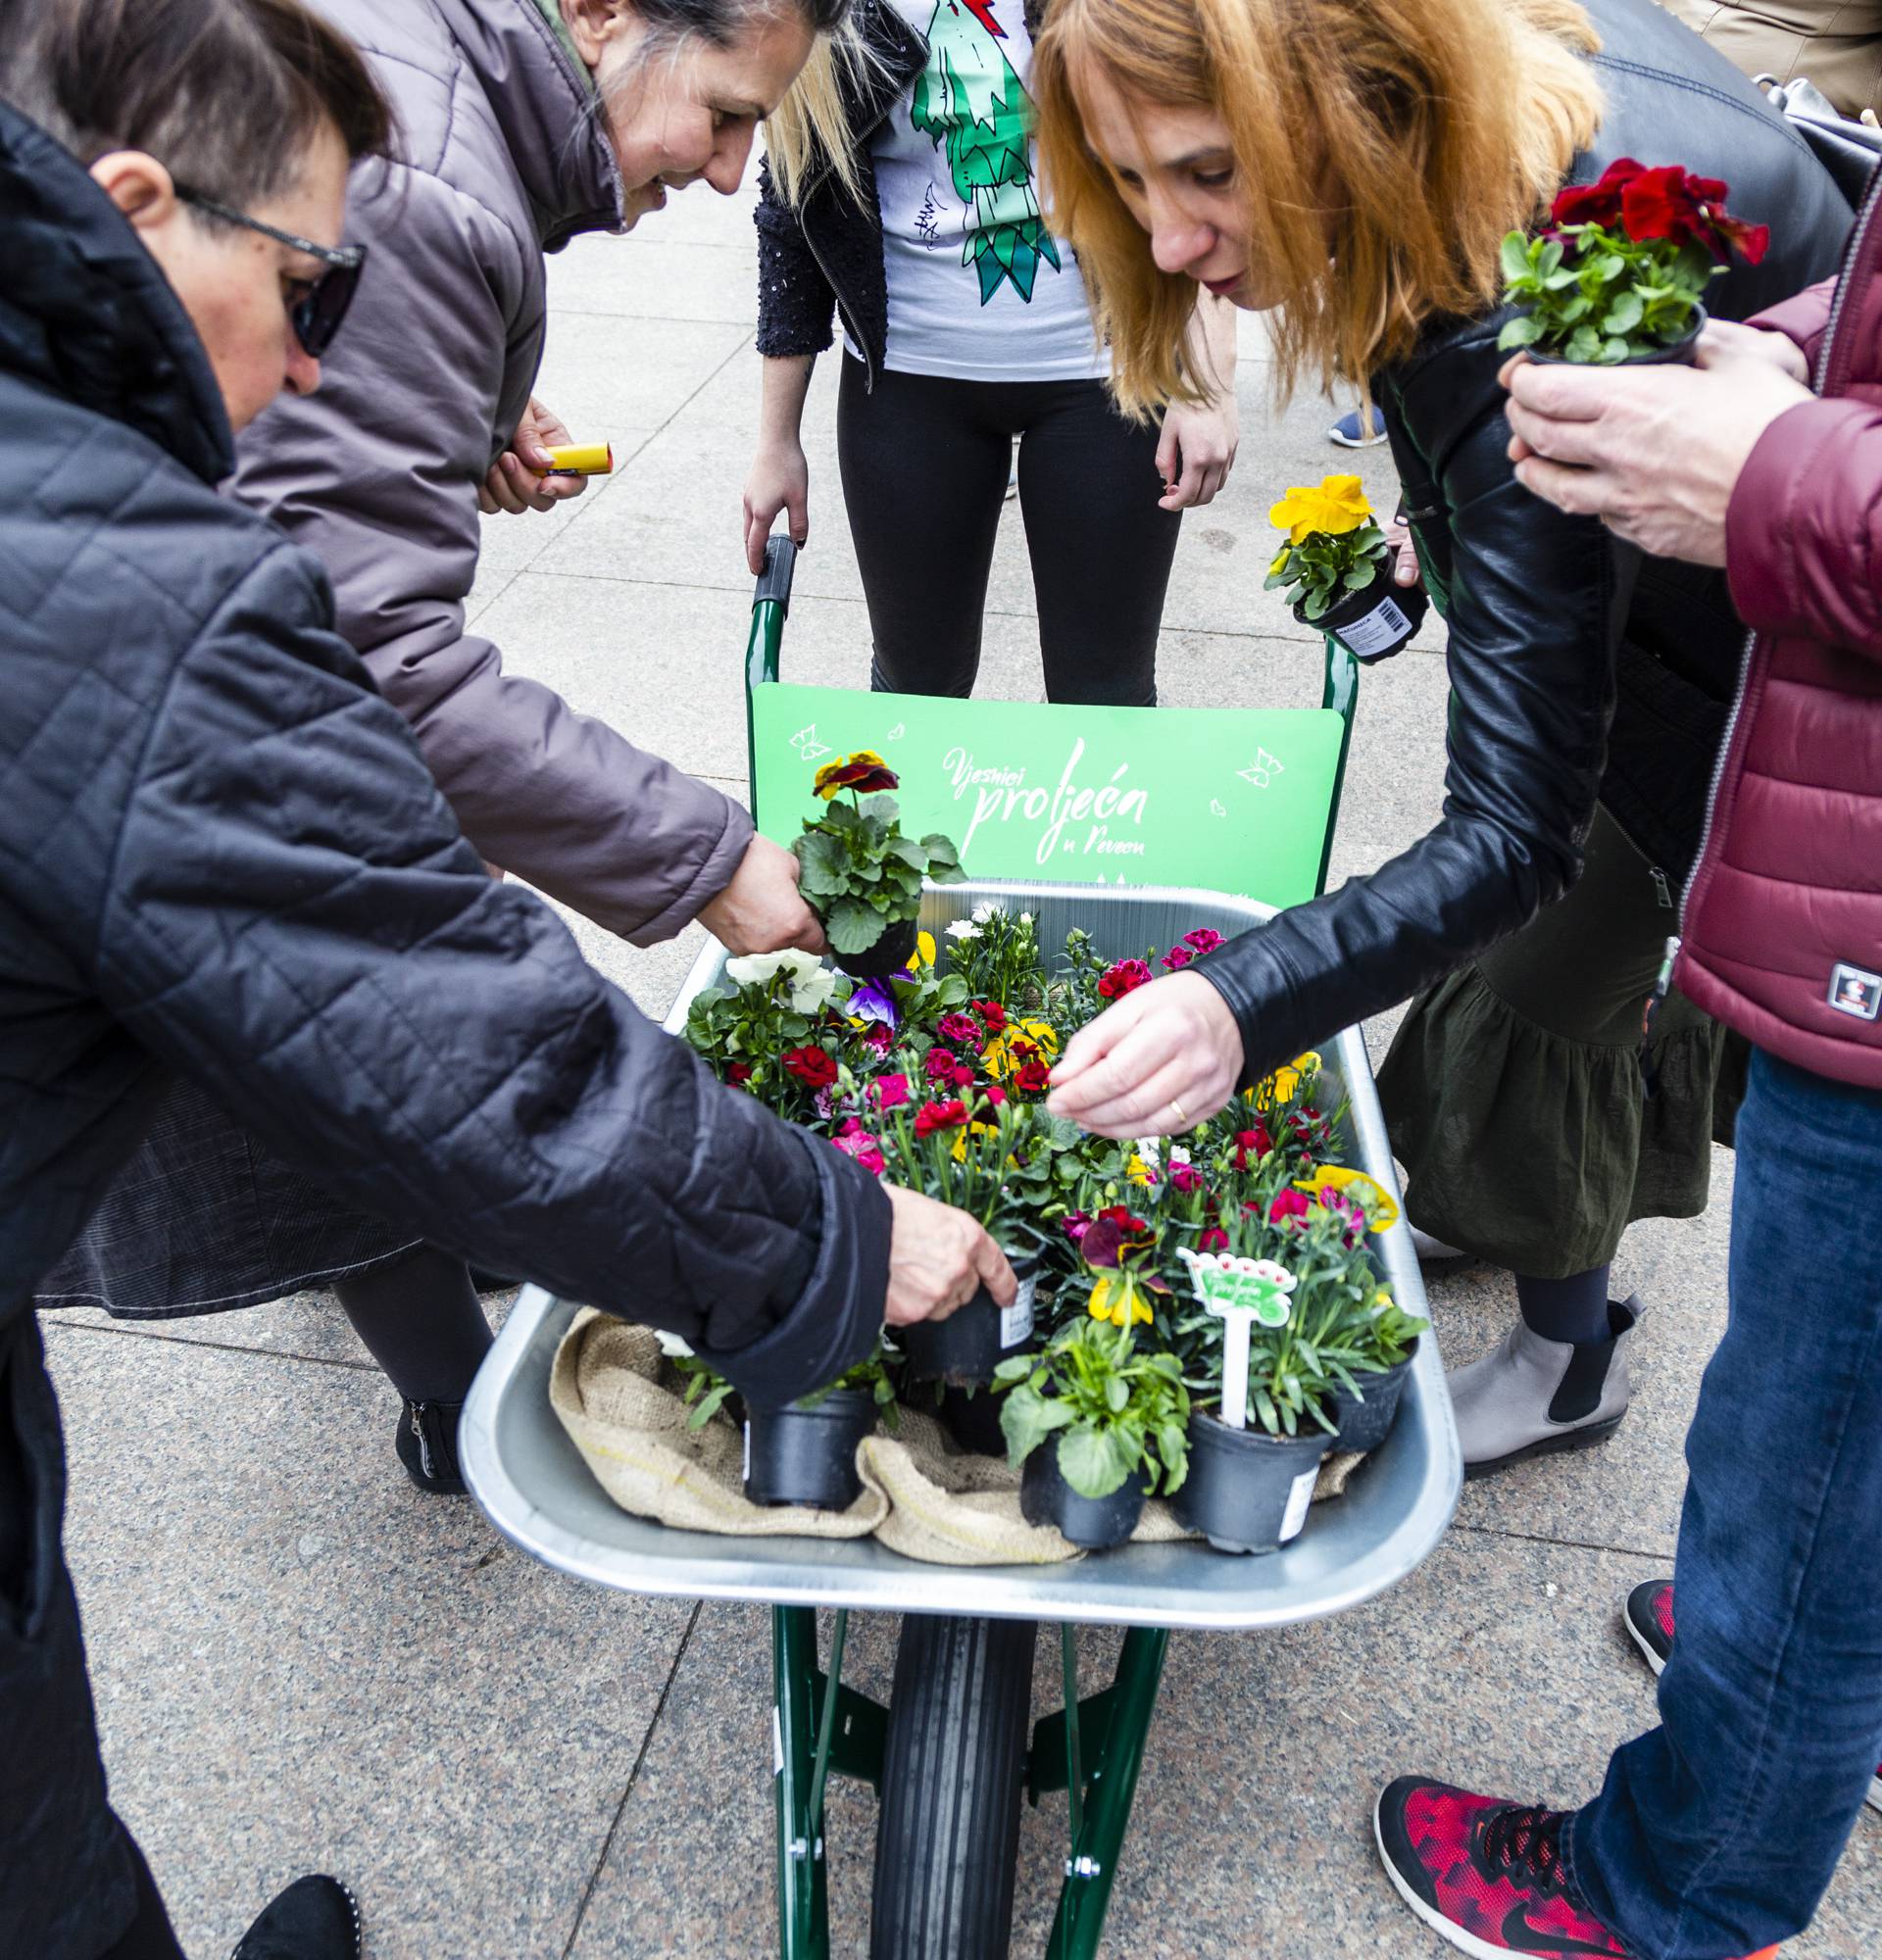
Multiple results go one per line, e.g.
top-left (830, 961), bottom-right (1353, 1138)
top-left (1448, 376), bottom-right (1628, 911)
top-left (949, 1120), bottom-right (1001, 1163)
top-left (1293, 1164), bottom-right (1402, 1233)
top-left (915, 930), bottom-right (936, 969)
top-left (1088, 1273), bottom-right (1155, 1327)
top-left (1265, 1050), bottom-right (1323, 1106)
top-left (980, 1017), bottom-right (1061, 1081)
top-left (1268, 474), bottom-right (1372, 545)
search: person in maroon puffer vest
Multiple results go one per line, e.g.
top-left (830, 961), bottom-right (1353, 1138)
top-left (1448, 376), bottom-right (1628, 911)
top-left (1366, 182), bottom-right (1882, 1960)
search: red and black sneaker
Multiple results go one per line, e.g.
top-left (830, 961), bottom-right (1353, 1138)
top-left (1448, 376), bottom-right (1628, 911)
top-left (1375, 1778), bottom-right (1632, 1958)
top-left (1622, 1581), bottom-right (1882, 1815)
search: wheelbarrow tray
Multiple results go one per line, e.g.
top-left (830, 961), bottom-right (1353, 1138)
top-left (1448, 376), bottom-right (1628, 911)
top-left (461, 878), bottom-right (1461, 1632)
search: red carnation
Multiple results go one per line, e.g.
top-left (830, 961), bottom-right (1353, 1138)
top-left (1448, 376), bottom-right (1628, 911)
top-left (914, 1098), bottom-right (969, 1137)
top-left (1199, 1227), bottom-right (1229, 1253)
top-left (923, 1046), bottom-right (960, 1083)
top-left (858, 1022), bottom-right (893, 1052)
top-left (1014, 1058), bottom-right (1052, 1096)
top-left (1161, 945), bottom-right (1194, 971)
top-left (725, 1060), bottom-right (753, 1086)
top-left (1233, 1121), bottom-right (1272, 1171)
top-left (937, 1012), bottom-right (982, 1048)
top-left (973, 999), bottom-right (1008, 1031)
top-left (1169, 1162), bottom-right (1204, 1194)
top-left (1268, 1188), bottom-right (1312, 1225)
top-left (1097, 957), bottom-right (1153, 1000)
top-left (781, 1046), bottom-right (837, 1089)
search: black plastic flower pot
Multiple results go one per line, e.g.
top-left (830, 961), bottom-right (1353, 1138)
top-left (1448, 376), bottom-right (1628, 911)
top-left (1525, 303), bottom-right (1706, 369)
top-left (1295, 565), bottom-right (1426, 663)
top-left (1170, 1411), bottom-right (1329, 1555)
top-left (743, 1389), bottom-right (876, 1510)
top-left (935, 1381), bottom-right (1013, 1455)
top-left (831, 913), bottom-right (920, 980)
top-left (900, 1254), bottom-right (1039, 1388)
top-left (1327, 1340), bottom-right (1419, 1457)
top-left (1019, 1444), bottom-right (1146, 1550)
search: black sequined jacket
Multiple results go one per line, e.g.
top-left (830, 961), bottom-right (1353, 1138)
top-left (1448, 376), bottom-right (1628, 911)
top-left (756, 0), bottom-right (1049, 389)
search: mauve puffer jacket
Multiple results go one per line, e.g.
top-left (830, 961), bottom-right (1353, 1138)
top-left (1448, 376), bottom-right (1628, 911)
top-left (1677, 171), bottom-right (1882, 1087)
top-left (232, 0), bottom-right (756, 947)
top-left (0, 100), bottom-right (889, 1401)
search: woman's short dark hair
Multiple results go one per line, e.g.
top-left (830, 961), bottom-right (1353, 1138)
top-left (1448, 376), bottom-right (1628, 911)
top-left (0, 0), bottom-right (393, 205)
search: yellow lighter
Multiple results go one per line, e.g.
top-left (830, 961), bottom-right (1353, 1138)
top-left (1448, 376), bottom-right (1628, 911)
top-left (541, 441), bottom-right (614, 477)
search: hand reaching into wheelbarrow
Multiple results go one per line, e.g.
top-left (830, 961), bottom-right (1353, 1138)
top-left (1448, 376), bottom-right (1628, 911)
top-left (883, 1187), bottom-right (1016, 1325)
top-left (1046, 971), bottom-right (1247, 1140)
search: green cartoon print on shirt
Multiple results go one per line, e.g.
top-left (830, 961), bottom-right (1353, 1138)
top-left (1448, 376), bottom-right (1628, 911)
top-left (911, 0), bottom-right (1061, 303)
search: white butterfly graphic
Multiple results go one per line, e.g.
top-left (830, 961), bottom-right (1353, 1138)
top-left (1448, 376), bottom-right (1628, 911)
top-left (789, 723), bottom-right (831, 763)
top-left (1210, 799), bottom-right (1228, 818)
top-left (884, 722), bottom-right (906, 741)
top-left (1237, 748), bottom-right (1286, 791)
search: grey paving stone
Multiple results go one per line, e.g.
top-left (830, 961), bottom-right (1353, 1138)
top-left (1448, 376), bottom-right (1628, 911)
top-left (48, 1320), bottom-right (693, 1960)
top-left (562, 1535), bottom-right (1882, 1958)
top-left (548, 234), bottom-right (766, 323)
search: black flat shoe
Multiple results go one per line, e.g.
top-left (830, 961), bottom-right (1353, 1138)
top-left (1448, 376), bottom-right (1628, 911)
top-left (395, 1397), bottom-right (467, 1494)
top-left (229, 1875), bottom-right (361, 1960)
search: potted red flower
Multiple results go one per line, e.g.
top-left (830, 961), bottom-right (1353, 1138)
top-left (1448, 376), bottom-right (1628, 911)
top-left (878, 1090), bottom-right (1040, 1386)
top-left (1499, 158), bottom-right (1768, 367)
top-left (794, 751), bottom-right (965, 977)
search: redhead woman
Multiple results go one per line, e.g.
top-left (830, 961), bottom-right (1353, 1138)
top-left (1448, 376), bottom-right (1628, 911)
top-left (1031, 1), bottom-right (1858, 1954)
top-left (1036, 0), bottom-right (1849, 1483)
top-left (36, 0), bottom-right (855, 1494)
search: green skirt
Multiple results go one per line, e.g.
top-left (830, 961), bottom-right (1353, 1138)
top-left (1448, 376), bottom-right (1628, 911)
top-left (1376, 805), bottom-right (1745, 1277)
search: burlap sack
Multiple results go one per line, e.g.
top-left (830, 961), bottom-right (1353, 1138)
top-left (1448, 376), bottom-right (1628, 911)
top-left (550, 1308), bottom-right (1362, 1567)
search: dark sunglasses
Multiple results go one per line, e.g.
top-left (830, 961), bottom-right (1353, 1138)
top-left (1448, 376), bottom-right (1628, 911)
top-left (173, 184), bottom-right (367, 358)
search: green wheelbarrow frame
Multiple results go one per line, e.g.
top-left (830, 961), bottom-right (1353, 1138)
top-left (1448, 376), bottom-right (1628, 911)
top-left (744, 536), bottom-right (1363, 1959)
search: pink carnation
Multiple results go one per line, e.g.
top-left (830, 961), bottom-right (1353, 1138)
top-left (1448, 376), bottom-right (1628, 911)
top-left (1183, 928), bottom-right (1225, 955)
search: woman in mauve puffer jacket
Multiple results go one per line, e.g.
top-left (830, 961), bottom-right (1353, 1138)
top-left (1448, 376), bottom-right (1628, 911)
top-left (35, 0), bottom-right (852, 1495)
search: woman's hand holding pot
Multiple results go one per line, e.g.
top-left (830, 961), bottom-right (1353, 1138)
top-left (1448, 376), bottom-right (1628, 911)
top-left (479, 396), bottom-right (590, 515)
top-left (1046, 970), bottom-right (1245, 1139)
top-left (697, 834), bottom-right (828, 956)
top-left (882, 1186), bottom-right (1015, 1327)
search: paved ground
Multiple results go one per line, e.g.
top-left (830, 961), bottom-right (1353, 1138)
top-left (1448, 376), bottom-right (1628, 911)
top-left (48, 171), bottom-right (1882, 1959)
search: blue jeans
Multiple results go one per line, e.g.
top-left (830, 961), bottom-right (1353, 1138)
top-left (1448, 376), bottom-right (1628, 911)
top-left (1566, 1050), bottom-right (1882, 1958)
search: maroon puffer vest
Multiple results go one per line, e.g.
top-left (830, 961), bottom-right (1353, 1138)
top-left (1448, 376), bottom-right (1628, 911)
top-left (1676, 172), bottom-right (1882, 1089)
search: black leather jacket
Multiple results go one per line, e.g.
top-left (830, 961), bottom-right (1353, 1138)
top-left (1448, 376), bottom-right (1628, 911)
top-left (1203, 0), bottom-right (1853, 1081)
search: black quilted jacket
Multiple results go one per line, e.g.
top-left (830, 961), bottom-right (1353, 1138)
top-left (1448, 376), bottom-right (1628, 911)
top-left (0, 103), bottom-right (890, 1405)
top-left (1200, 0), bottom-right (1854, 1081)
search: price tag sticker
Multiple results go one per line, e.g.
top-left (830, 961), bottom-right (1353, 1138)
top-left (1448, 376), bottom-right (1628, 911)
top-left (1001, 1270), bottom-right (1037, 1348)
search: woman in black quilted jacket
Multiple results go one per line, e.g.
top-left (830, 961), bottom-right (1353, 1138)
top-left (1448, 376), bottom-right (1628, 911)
top-left (0, 4), bottom-right (1004, 1956)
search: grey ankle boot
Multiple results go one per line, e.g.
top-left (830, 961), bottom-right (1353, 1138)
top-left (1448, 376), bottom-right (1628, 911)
top-left (1448, 1296), bottom-right (1641, 1481)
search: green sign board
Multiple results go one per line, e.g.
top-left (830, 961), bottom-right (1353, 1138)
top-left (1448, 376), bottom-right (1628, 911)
top-left (750, 682), bottom-right (1345, 907)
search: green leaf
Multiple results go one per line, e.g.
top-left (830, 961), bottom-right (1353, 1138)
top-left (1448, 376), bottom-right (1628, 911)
top-left (1499, 230), bottom-right (1533, 282)
top-left (825, 897), bottom-right (884, 956)
top-left (796, 828), bottom-right (850, 899)
top-left (1566, 323), bottom-right (1602, 364)
top-left (1058, 1426), bottom-right (1133, 1500)
top-left (920, 834), bottom-right (962, 872)
top-left (886, 835), bottom-right (926, 870)
top-left (1497, 314), bottom-right (1544, 351)
top-left (1601, 290), bottom-right (1644, 335)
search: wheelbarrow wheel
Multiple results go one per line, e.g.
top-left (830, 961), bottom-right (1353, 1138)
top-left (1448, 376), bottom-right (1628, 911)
top-left (869, 1614), bottom-right (1036, 1960)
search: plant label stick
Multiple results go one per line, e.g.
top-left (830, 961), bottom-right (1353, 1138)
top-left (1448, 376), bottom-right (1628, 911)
top-left (1212, 1303), bottom-right (1258, 1434)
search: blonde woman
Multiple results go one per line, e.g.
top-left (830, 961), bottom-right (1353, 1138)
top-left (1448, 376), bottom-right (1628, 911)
top-left (742, 0), bottom-right (1240, 706)
top-left (1029, 2), bottom-right (1863, 1955)
top-left (1039, 0), bottom-right (1845, 1475)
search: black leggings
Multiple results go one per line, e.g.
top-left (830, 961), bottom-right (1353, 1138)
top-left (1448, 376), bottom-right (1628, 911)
top-left (836, 356), bottom-right (1181, 706)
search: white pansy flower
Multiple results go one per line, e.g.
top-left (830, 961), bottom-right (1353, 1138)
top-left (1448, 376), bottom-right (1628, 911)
top-left (724, 949), bottom-right (800, 988)
top-left (653, 1330), bottom-right (696, 1358)
top-left (787, 964), bottom-right (840, 1014)
top-left (945, 919), bottom-right (982, 941)
top-left (1168, 1145), bottom-right (1192, 1166)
